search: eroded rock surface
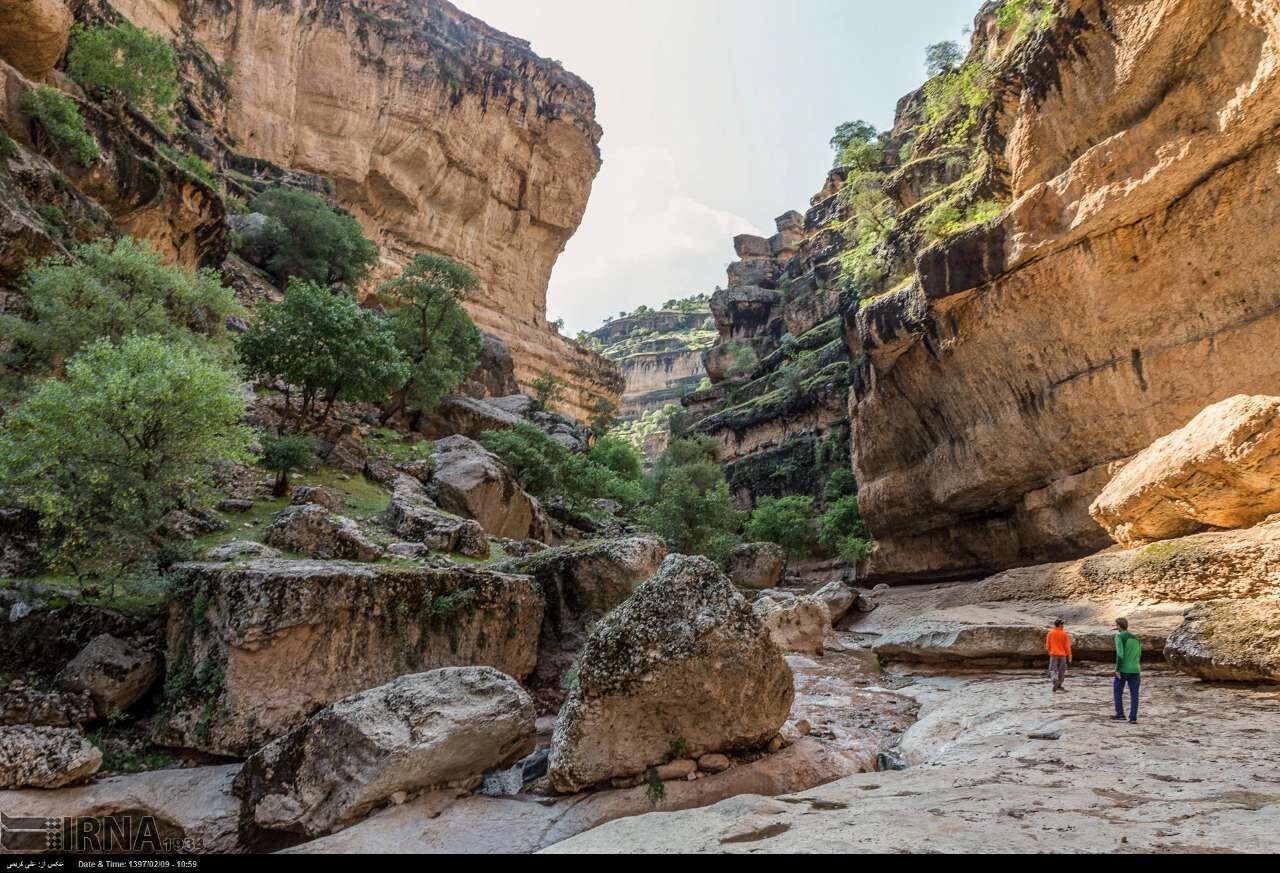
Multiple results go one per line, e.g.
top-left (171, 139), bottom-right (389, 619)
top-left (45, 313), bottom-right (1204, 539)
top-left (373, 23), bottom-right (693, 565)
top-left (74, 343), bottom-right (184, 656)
top-left (1165, 599), bottom-right (1280, 683)
top-left (754, 594), bottom-right (830, 656)
top-left (0, 764), bottom-right (242, 853)
top-left (546, 668), bottom-right (1280, 853)
top-left (0, 725), bottom-right (101, 789)
top-left (153, 560), bottom-right (542, 755)
top-left (547, 555), bottom-right (793, 792)
top-left (237, 667), bottom-right (536, 836)
top-left (56, 633), bottom-right (159, 717)
top-left (263, 504), bottom-right (383, 562)
top-left (1090, 395), bottom-right (1280, 546)
top-left (727, 542), bottom-right (785, 590)
top-left (427, 436), bottom-right (550, 542)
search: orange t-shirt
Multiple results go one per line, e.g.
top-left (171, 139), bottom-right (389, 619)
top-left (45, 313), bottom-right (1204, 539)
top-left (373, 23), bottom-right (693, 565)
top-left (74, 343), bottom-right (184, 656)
top-left (1046, 627), bottom-right (1072, 659)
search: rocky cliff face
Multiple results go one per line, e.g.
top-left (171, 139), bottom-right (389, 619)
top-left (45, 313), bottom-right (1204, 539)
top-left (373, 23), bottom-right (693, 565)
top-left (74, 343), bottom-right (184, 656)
top-left (680, 200), bottom-right (853, 509)
top-left (589, 306), bottom-right (716, 421)
top-left (18, 0), bottom-right (621, 421)
top-left (848, 0), bottom-right (1280, 581)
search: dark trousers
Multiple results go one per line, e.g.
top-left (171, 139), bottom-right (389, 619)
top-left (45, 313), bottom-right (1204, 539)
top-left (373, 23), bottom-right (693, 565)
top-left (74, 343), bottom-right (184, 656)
top-left (1113, 672), bottom-right (1140, 720)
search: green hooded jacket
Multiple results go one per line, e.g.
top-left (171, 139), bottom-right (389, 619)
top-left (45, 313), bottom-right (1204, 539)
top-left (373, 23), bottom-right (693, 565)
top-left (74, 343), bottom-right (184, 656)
top-left (1115, 630), bottom-right (1141, 674)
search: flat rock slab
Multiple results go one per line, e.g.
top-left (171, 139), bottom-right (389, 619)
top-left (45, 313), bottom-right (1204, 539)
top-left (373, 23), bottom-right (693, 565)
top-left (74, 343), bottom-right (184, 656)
top-left (545, 668), bottom-right (1280, 853)
top-left (0, 765), bottom-right (242, 853)
top-left (153, 560), bottom-right (542, 756)
top-left (283, 737), bottom-right (850, 854)
top-left (1165, 599), bottom-right (1280, 682)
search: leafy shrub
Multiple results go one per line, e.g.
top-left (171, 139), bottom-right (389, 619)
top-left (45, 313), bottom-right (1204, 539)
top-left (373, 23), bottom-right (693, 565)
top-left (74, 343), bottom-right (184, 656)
top-left (0, 336), bottom-right (250, 574)
top-left (636, 435), bottom-right (744, 563)
top-left (744, 496), bottom-right (817, 559)
top-left (243, 187), bottom-right (378, 287)
top-left (480, 422), bottom-right (641, 511)
top-left (67, 22), bottom-right (179, 124)
top-left (237, 279), bottom-right (408, 427)
top-left (996, 0), bottom-right (1055, 38)
top-left (818, 495), bottom-right (873, 565)
top-left (588, 435), bottom-right (643, 483)
top-left (918, 198), bottom-right (1004, 245)
top-left (823, 467), bottom-right (857, 501)
top-left (379, 253), bottom-right (482, 420)
top-left (19, 86), bottom-right (99, 166)
top-left (158, 145), bottom-right (218, 188)
top-left (587, 397), bottom-right (618, 437)
top-left (922, 59), bottom-right (992, 147)
top-left (532, 370), bottom-right (567, 412)
top-left (0, 236), bottom-right (239, 373)
top-left (258, 433), bottom-right (317, 497)
top-left (0, 128), bottom-right (16, 159)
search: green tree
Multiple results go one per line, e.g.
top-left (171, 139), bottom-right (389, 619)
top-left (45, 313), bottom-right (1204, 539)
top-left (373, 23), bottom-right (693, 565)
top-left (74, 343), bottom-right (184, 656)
top-left (636, 435), bottom-right (744, 563)
top-left (0, 336), bottom-right (250, 575)
top-left (237, 279), bottom-right (409, 428)
top-left (925, 40), bottom-right (964, 77)
top-left (378, 253), bottom-right (482, 423)
top-left (244, 187), bottom-right (379, 287)
top-left (531, 370), bottom-right (567, 412)
top-left (66, 22), bottom-right (179, 125)
top-left (744, 495), bottom-right (817, 559)
top-left (588, 434), bottom-right (642, 482)
top-left (830, 120), bottom-right (877, 157)
top-left (0, 236), bottom-right (239, 376)
top-left (818, 494), bottom-right (873, 565)
top-left (587, 397), bottom-right (618, 437)
top-left (480, 422), bottom-right (641, 512)
top-left (258, 433), bottom-right (316, 497)
top-left (19, 85), bottom-right (99, 166)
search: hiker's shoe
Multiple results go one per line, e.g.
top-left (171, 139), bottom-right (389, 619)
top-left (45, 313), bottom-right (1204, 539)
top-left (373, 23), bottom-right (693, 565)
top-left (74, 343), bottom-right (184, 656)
top-left (1128, 719), bottom-right (1138, 724)
top-left (1110, 715), bottom-right (1126, 721)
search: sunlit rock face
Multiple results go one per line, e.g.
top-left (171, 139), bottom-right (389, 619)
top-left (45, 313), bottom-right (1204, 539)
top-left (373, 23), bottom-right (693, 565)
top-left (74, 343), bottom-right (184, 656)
top-left (848, 0), bottom-right (1280, 582)
top-left (109, 0), bottom-right (621, 421)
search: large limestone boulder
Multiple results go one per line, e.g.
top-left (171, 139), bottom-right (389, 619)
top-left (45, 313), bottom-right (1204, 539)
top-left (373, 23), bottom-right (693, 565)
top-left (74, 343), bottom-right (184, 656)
top-left (57, 633), bottom-right (160, 717)
top-left (1165, 599), bottom-right (1280, 683)
top-left (727, 542), bottom-right (785, 590)
top-left (237, 667), bottom-right (536, 836)
top-left (812, 580), bottom-right (857, 624)
top-left (418, 395), bottom-right (523, 441)
top-left (381, 477), bottom-right (489, 559)
top-left (263, 504), bottom-right (384, 561)
top-left (152, 560), bottom-right (542, 756)
top-left (496, 535), bottom-right (668, 708)
top-left (547, 555), bottom-right (794, 793)
top-left (428, 436), bottom-right (550, 541)
top-left (0, 726), bottom-right (101, 788)
top-left (1090, 395), bottom-right (1280, 546)
top-left (202, 539), bottom-right (282, 561)
top-left (0, 765), bottom-right (243, 853)
top-left (753, 595), bottom-right (830, 655)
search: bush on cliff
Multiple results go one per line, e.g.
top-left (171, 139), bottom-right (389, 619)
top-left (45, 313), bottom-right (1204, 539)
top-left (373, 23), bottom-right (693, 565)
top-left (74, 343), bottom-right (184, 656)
top-left (0, 336), bottom-right (250, 575)
top-left (237, 279), bottom-right (408, 428)
top-left (744, 496), bottom-right (818, 559)
top-left (0, 236), bottom-right (239, 377)
top-left (636, 435), bottom-right (744, 563)
top-left (243, 187), bottom-right (379, 287)
top-left (378, 253), bottom-right (482, 422)
top-left (67, 22), bottom-right (179, 127)
top-left (19, 86), bottom-right (99, 166)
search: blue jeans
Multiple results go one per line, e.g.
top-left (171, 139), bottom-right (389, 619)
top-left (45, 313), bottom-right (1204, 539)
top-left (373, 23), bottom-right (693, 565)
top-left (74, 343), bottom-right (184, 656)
top-left (1114, 672), bottom-right (1140, 721)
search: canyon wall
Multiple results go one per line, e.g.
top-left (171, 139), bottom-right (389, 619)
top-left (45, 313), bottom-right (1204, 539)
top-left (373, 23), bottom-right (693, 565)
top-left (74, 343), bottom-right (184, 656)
top-left (848, 0), bottom-right (1280, 581)
top-left (682, 202), bottom-right (853, 509)
top-left (590, 308), bottom-right (715, 420)
top-left (100, 0), bottom-right (622, 420)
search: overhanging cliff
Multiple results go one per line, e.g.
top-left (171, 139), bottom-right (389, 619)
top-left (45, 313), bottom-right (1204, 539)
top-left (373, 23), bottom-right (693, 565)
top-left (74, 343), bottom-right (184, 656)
top-left (103, 0), bottom-right (622, 421)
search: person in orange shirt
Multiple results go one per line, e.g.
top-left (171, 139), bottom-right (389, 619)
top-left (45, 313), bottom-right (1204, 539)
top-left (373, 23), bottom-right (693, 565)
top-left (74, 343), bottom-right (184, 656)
top-left (1046, 619), bottom-right (1072, 692)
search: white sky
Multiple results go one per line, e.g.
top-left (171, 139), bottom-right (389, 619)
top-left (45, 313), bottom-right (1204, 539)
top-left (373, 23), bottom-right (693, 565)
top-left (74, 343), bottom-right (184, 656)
top-left (460, 0), bottom-right (978, 333)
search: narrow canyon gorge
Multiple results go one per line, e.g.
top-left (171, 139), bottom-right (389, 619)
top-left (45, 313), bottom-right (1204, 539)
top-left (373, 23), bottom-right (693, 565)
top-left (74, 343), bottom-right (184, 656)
top-left (0, 0), bottom-right (1277, 857)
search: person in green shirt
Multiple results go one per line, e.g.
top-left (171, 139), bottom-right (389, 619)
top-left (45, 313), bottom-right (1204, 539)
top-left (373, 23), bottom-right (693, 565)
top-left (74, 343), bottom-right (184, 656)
top-left (1112, 616), bottom-right (1142, 723)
